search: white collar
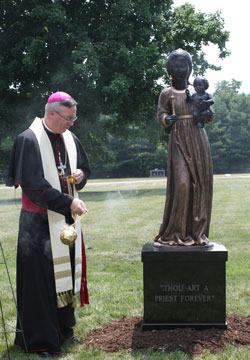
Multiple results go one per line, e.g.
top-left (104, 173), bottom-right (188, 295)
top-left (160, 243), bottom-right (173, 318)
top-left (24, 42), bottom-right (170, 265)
top-left (42, 117), bottom-right (57, 134)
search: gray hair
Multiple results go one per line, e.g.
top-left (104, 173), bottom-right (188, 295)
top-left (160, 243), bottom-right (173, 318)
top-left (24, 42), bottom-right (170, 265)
top-left (44, 98), bottom-right (78, 116)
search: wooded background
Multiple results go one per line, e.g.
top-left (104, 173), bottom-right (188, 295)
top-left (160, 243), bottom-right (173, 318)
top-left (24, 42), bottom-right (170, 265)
top-left (0, 0), bottom-right (249, 178)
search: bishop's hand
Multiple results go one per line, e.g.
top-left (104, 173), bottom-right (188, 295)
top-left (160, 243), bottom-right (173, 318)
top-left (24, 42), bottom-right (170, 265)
top-left (72, 169), bottom-right (84, 184)
top-left (70, 198), bottom-right (88, 215)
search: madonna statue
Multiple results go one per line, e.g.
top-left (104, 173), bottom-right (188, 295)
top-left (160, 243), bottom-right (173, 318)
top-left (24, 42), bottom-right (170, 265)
top-left (154, 49), bottom-right (214, 246)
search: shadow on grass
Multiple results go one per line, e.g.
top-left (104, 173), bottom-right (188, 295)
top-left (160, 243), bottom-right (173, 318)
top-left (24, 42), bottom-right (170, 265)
top-left (0, 198), bottom-right (21, 206)
top-left (0, 188), bottom-right (166, 206)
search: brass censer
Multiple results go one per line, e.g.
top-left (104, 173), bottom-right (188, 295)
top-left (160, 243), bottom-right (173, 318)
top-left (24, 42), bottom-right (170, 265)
top-left (60, 175), bottom-right (86, 245)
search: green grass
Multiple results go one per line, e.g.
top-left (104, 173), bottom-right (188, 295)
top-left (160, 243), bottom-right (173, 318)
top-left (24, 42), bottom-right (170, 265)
top-left (0, 175), bottom-right (249, 359)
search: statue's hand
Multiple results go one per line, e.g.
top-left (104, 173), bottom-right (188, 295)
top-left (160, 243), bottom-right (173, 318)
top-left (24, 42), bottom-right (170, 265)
top-left (165, 114), bottom-right (178, 126)
top-left (185, 88), bottom-right (191, 97)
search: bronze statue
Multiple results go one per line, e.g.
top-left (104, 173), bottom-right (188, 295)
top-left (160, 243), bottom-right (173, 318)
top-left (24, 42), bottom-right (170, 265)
top-left (186, 77), bottom-right (214, 128)
top-left (154, 49), bottom-right (213, 246)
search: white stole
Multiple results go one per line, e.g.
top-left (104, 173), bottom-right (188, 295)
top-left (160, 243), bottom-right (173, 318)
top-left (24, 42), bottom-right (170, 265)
top-left (29, 117), bottom-right (82, 307)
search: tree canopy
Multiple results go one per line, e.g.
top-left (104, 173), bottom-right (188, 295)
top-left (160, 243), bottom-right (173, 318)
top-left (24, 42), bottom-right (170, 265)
top-left (207, 80), bottom-right (250, 174)
top-left (0, 0), bottom-right (230, 175)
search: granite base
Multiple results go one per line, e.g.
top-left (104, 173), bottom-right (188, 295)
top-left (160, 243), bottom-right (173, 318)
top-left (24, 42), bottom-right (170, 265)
top-left (142, 242), bottom-right (228, 330)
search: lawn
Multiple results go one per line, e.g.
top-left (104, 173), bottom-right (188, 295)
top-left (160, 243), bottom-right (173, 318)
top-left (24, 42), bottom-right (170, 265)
top-left (0, 175), bottom-right (249, 359)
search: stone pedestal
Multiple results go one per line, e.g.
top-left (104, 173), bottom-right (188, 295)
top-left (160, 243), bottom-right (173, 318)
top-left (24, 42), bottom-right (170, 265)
top-left (142, 242), bottom-right (227, 330)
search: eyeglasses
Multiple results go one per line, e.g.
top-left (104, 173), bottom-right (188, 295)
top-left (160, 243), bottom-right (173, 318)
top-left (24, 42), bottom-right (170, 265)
top-left (54, 110), bottom-right (77, 122)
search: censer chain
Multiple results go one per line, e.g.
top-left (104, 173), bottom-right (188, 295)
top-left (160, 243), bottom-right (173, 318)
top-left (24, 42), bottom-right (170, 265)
top-left (66, 175), bottom-right (87, 226)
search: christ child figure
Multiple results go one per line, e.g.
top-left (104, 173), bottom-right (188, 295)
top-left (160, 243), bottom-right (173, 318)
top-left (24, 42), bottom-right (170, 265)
top-left (186, 77), bottom-right (214, 128)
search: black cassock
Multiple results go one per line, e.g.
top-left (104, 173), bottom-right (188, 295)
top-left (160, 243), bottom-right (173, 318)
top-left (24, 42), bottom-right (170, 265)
top-left (6, 125), bottom-right (91, 354)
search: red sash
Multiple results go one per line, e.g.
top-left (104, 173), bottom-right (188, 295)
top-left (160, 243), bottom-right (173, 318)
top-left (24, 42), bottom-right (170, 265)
top-left (22, 191), bottom-right (47, 213)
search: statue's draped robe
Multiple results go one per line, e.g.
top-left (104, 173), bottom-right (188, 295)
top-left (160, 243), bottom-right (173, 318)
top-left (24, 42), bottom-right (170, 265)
top-left (155, 86), bottom-right (213, 245)
top-left (6, 120), bottom-right (91, 354)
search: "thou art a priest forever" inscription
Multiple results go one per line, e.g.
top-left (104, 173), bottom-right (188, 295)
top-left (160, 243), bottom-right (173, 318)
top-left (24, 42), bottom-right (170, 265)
top-left (155, 283), bottom-right (215, 303)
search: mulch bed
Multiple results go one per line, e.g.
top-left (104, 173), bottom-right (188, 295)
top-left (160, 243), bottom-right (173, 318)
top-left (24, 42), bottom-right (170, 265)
top-left (84, 314), bottom-right (250, 357)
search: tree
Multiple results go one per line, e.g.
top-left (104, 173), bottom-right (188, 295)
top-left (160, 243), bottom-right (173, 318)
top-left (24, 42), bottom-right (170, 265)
top-left (92, 134), bottom-right (168, 178)
top-left (0, 0), bottom-right (229, 173)
top-left (207, 80), bottom-right (250, 173)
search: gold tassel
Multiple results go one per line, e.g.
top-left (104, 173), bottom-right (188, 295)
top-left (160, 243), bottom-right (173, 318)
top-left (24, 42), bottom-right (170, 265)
top-left (57, 290), bottom-right (81, 308)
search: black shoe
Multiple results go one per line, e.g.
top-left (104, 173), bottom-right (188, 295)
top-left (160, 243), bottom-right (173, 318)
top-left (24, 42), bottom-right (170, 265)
top-left (38, 351), bottom-right (52, 358)
top-left (71, 336), bottom-right (80, 343)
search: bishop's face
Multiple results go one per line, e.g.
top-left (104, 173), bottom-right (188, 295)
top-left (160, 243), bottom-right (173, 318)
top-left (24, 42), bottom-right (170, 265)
top-left (50, 105), bottom-right (77, 134)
